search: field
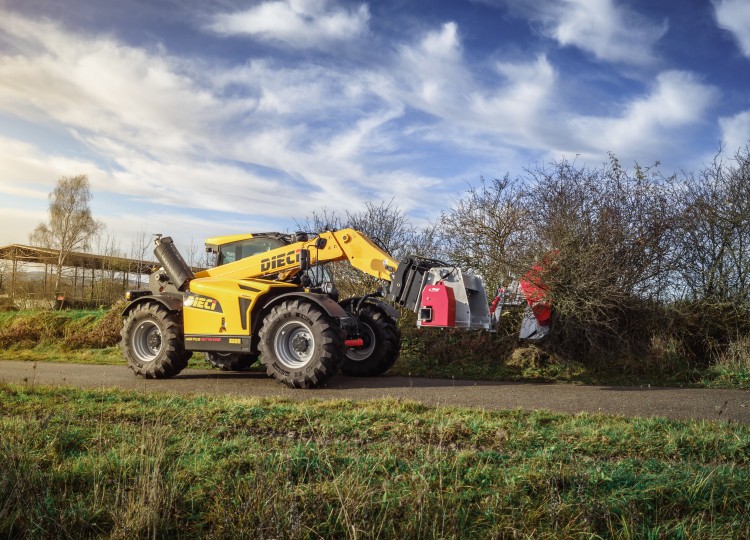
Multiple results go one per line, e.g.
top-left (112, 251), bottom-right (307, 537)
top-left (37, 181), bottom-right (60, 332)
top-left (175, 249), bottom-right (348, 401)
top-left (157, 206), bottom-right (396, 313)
top-left (1, 383), bottom-right (749, 538)
top-left (1, 308), bottom-right (749, 537)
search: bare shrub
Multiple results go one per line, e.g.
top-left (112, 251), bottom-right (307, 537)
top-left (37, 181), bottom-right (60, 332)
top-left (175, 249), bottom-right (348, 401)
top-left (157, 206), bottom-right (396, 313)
top-left (672, 147), bottom-right (750, 302)
top-left (439, 176), bottom-right (529, 290)
top-left (714, 335), bottom-right (750, 371)
top-left (519, 157), bottom-right (678, 358)
top-left (438, 156), bottom-right (681, 363)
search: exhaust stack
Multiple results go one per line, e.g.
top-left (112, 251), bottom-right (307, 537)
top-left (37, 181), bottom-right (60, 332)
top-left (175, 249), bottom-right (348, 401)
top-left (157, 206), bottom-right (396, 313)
top-left (153, 236), bottom-right (194, 291)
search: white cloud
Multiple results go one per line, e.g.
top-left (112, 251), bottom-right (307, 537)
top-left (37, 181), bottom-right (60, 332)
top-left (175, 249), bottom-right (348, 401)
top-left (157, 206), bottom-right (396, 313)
top-left (207, 0), bottom-right (369, 48)
top-left (0, 137), bottom-right (108, 196)
top-left (720, 110), bottom-right (750, 151)
top-left (388, 24), bottom-right (557, 151)
top-left (567, 71), bottom-right (717, 156)
top-left (0, 15), bottom-right (225, 159)
top-left (394, 22), bottom-right (470, 112)
top-left (471, 55), bottom-right (556, 134)
top-left (0, 207), bottom-right (47, 246)
top-left (505, 0), bottom-right (667, 65)
top-left (0, 14), bottom-right (398, 225)
top-left (714, 0), bottom-right (750, 57)
top-left (0, 10), bottom-right (725, 250)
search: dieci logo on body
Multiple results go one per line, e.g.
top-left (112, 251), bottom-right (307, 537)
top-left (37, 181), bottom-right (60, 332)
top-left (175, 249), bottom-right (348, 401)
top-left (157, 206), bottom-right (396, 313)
top-left (184, 294), bottom-right (223, 313)
top-left (260, 250), bottom-right (300, 272)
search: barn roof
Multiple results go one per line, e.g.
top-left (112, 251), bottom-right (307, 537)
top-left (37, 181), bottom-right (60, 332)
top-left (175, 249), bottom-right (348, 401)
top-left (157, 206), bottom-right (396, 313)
top-left (0, 244), bottom-right (158, 274)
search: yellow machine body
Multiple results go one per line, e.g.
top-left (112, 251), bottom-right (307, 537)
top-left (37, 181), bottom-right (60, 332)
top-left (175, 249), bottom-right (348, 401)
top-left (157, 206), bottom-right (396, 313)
top-left (177, 228), bottom-right (396, 353)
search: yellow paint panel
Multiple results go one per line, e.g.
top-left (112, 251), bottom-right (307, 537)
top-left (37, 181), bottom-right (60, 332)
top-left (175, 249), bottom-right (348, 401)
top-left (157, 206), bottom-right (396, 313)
top-left (183, 277), bottom-right (295, 336)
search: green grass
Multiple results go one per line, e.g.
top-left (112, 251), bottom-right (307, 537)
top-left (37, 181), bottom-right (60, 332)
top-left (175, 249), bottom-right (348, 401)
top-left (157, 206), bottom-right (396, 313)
top-left (0, 345), bottom-right (215, 370)
top-left (0, 344), bottom-right (121, 364)
top-left (1, 383), bottom-right (748, 538)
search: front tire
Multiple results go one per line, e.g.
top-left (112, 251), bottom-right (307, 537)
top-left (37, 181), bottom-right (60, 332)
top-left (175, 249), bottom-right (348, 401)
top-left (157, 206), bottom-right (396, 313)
top-left (205, 352), bottom-right (259, 371)
top-left (121, 302), bottom-right (189, 379)
top-left (341, 303), bottom-right (401, 376)
top-left (258, 299), bottom-right (344, 388)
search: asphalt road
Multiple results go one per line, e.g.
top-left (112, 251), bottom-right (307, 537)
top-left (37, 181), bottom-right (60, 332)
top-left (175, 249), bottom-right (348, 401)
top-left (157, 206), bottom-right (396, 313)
top-left (1, 360), bottom-right (748, 424)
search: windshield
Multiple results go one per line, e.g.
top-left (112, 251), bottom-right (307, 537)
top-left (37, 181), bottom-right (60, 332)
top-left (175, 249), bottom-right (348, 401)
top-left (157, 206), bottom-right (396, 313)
top-left (217, 237), bottom-right (285, 266)
top-left (304, 264), bottom-right (332, 286)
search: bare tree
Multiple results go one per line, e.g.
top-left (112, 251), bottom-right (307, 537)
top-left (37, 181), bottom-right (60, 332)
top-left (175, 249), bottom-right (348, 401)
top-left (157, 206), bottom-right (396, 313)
top-left (129, 230), bottom-right (152, 287)
top-left (184, 237), bottom-right (200, 268)
top-left (94, 232), bottom-right (123, 304)
top-left (439, 176), bottom-right (530, 289)
top-left (673, 147), bottom-right (750, 302)
top-left (345, 200), bottom-right (417, 259)
top-left (295, 207), bottom-right (346, 234)
top-left (29, 175), bottom-right (103, 292)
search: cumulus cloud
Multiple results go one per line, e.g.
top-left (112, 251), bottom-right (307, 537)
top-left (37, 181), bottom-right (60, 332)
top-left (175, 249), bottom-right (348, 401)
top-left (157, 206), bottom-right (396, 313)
top-left (505, 0), bottom-right (667, 65)
top-left (207, 0), bottom-right (370, 48)
top-left (567, 71), bottom-right (717, 156)
top-left (388, 24), bottom-right (557, 151)
top-left (713, 0), bottom-right (750, 57)
top-left (0, 137), bottom-right (107, 196)
top-left (471, 55), bottom-right (556, 133)
top-left (0, 14), bottom-right (393, 219)
top-left (0, 10), bottom-right (725, 248)
top-left (393, 22), bottom-right (469, 113)
top-left (720, 110), bottom-right (750, 151)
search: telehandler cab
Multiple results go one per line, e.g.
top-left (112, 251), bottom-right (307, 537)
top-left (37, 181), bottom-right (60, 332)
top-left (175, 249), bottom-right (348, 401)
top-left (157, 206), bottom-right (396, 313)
top-left (121, 229), bottom-right (491, 388)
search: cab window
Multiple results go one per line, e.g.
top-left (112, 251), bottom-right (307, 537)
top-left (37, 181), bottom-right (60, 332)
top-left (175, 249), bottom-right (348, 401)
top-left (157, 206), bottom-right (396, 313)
top-left (218, 238), bottom-right (285, 266)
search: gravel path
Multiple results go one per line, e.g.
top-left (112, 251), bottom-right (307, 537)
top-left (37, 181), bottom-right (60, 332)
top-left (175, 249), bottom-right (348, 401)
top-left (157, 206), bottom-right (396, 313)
top-left (1, 360), bottom-right (748, 424)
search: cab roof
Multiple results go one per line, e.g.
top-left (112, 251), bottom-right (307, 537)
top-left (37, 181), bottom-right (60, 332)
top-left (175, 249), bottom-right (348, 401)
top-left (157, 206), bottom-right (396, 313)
top-left (204, 232), bottom-right (286, 250)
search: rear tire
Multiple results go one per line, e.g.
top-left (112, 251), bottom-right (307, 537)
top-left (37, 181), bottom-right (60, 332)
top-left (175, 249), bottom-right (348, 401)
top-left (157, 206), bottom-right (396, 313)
top-left (341, 303), bottom-right (401, 376)
top-left (258, 299), bottom-right (344, 388)
top-left (205, 352), bottom-right (259, 371)
top-left (121, 302), bottom-right (189, 379)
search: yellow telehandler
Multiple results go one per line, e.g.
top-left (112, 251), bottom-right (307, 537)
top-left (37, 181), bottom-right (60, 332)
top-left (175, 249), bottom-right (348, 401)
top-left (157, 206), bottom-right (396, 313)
top-left (121, 229), bottom-right (490, 388)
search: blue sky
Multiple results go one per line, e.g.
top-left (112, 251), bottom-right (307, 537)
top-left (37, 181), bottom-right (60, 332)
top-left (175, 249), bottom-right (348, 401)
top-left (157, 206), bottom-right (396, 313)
top-left (1, 0), bottom-right (749, 253)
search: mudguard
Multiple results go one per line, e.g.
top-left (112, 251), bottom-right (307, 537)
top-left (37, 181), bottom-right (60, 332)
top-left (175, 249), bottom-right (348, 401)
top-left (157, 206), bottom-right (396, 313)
top-left (340, 297), bottom-right (401, 320)
top-left (121, 294), bottom-right (184, 317)
top-left (251, 292), bottom-right (354, 335)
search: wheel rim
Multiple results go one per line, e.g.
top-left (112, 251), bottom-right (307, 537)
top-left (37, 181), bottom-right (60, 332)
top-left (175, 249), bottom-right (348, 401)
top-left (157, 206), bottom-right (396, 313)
top-left (131, 320), bottom-right (162, 362)
top-left (274, 320), bottom-right (315, 368)
top-left (346, 322), bottom-right (376, 362)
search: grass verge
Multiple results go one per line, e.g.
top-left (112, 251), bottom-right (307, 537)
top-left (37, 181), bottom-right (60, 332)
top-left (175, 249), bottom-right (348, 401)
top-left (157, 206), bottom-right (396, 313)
top-left (1, 383), bottom-right (748, 538)
top-left (1, 308), bottom-right (749, 388)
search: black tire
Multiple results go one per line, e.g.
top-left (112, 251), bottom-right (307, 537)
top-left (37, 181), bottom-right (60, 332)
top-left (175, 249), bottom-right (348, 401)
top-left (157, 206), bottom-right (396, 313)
top-left (120, 302), bottom-right (190, 379)
top-left (341, 303), bottom-right (401, 376)
top-left (258, 299), bottom-right (344, 388)
top-left (205, 352), bottom-right (259, 371)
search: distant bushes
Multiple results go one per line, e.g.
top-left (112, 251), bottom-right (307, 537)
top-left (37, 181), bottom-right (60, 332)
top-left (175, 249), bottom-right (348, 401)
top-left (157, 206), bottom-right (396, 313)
top-left (0, 303), bottom-right (123, 350)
